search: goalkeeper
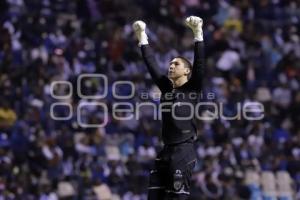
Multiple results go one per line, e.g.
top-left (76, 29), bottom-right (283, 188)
top-left (133, 16), bottom-right (205, 200)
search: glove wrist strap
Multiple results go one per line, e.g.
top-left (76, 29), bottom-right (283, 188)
top-left (194, 29), bottom-right (203, 42)
top-left (138, 32), bottom-right (149, 46)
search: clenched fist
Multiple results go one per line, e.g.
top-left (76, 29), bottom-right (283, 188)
top-left (185, 16), bottom-right (203, 41)
top-left (132, 20), bottom-right (146, 33)
top-left (132, 20), bottom-right (148, 46)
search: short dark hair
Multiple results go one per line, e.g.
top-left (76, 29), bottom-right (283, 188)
top-left (175, 56), bottom-right (192, 71)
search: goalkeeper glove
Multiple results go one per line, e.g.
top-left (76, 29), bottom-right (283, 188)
top-left (185, 16), bottom-right (203, 42)
top-left (132, 20), bottom-right (149, 46)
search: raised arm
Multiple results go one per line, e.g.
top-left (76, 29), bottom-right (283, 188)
top-left (185, 16), bottom-right (204, 91)
top-left (140, 45), bottom-right (164, 83)
top-left (132, 21), bottom-right (170, 91)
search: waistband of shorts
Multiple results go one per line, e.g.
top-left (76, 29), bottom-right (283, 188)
top-left (164, 137), bottom-right (195, 147)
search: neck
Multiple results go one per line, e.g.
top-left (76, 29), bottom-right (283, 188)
top-left (172, 76), bottom-right (188, 88)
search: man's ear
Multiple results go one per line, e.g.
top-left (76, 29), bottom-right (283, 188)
top-left (185, 68), bottom-right (191, 75)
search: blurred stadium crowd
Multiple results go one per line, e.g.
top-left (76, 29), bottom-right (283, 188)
top-left (0, 0), bottom-right (300, 199)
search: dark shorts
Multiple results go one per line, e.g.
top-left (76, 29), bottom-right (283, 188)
top-left (148, 141), bottom-right (197, 199)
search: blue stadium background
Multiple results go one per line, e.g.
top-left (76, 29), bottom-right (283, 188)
top-left (0, 0), bottom-right (300, 199)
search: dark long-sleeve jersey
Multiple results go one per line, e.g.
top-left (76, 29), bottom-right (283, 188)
top-left (141, 41), bottom-right (205, 145)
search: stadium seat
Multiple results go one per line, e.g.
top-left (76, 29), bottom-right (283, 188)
top-left (276, 171), bottom-right (294, 200)
top-left (261, 171), bottom-right (277, 200)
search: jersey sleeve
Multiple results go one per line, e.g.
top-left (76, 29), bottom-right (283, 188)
top-left (187, 41), bottom-right (204, 91)
top-left (141, 44), bottom-right (172, 92)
